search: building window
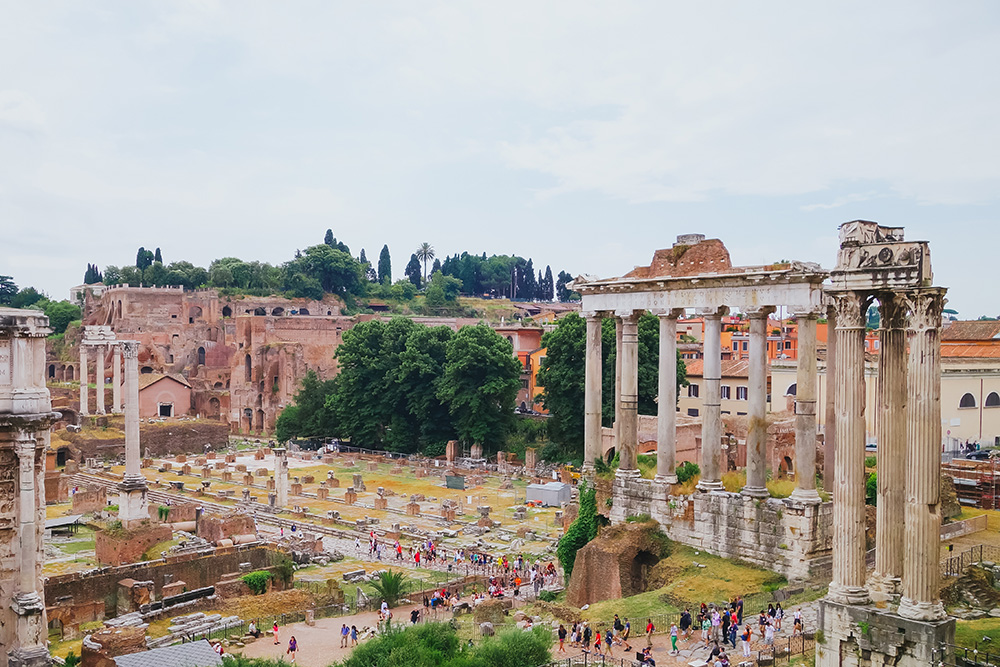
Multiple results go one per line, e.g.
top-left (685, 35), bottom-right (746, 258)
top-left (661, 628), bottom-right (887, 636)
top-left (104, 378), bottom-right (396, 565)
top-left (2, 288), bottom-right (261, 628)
top-left (158, 403), bottom-right (173, 417)
top-left (736, 387), bottom-right (748, 400)
top-left (521, 379), bottom-right (529, 389)
top-left (721, 385), bottom-right (731, 400)
top-left (742, 341), bottom-right (748, 351)
top-left (785, 383), bottom-right (797, 397)
top-left (687, 408), bottom-right (699, 417)
top-left (959, 393), bottom-right (977, 409)
top-left (987, 392), bottom-right (1000, 408)
top-left (737, 411), bottom-right (747, 416)
top-left (688, 384), bottom-right (699, 398)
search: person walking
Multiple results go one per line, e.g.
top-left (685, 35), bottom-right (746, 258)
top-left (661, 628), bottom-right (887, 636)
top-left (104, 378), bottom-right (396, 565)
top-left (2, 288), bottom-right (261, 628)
top-left (272, 621), bottom-right (279, 646)
top-left (351, 625), bottom-right (358, 646)
top-left (645, 618), bottom-right (655, 648)
top-left (622, 617), bottom-right (632, 651)
top-left (558, 624), bottom-right (567, 652)
top-left (340, 624), bottom-right (349, 648)
top-left (286, 636), bottom-right (297, 663)
top-left (670, 622), bottom-right (679, 655)
top-left (741, 625), bottom-right (752, 658)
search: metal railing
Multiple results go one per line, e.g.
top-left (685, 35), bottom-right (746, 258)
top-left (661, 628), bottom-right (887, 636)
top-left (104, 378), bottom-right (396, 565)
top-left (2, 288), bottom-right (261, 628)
top-left (941, 544), bottom-right (1000, 577)
top-left (934, 641), bottom-right (1000, 667)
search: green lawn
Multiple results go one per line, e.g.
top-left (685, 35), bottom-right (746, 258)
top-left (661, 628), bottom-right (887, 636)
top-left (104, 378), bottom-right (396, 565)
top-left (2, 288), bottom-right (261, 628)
top-left (955, 617), bottom-right (1000, 647)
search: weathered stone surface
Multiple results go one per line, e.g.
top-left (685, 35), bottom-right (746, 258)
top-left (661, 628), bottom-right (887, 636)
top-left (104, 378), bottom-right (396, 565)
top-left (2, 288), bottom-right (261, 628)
top-left (566, 521), bottom-right (665, 607)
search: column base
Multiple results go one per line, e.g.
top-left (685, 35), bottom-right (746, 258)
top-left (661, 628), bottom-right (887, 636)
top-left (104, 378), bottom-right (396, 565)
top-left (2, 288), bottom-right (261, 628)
top-left (789, 487), bottom-right (823, 504)
top-left (827, 582), bottom-right (871, 606)
top-left (740, 485), bottom-right (769, 499)
top-left (898, 596), bottom-right (947, 622)
top-left (581, 462), bottom-right (595, 476)
top-left (866, 572), bottom-right (901, 603)
top-left (8, 646), bottom-right (51, 667)
top-left (615, 468), bottom-right (641, 481)
top-left (111, 408), bottom-right (122, 414)
top-left (654, 474), bottom-right (678, 485)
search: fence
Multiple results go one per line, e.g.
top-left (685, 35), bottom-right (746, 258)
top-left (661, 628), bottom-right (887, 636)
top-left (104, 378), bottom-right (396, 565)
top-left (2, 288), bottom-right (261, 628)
top-left (941, 544), bottom-right (1000, 578)
top-left (536, 635), bottom-right (813, 667)
top-left (935, 642), bottom-right (1000, 667)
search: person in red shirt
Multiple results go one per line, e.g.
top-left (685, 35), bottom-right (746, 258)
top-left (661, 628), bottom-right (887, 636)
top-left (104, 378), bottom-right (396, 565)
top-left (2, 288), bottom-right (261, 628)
top-left (646, 619), bottom-right (655, 647)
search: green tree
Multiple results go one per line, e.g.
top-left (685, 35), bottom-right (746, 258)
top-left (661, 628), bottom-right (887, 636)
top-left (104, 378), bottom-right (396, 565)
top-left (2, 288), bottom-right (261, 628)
top-left (389, 279), bottom-right (417, 301)
top-left (135, 247), bottom-right (154, 270)
top-left (405, 253), bottom-right (422, 288)
top-left (555, 270), bottom-right (575, 302)
top-left (416, 242), bottom-right (435, 284)
top-left (153, 247), bottom-right (162, 263)
top-left (437, 325), bottom-right (522, 451)
top-left (118, 266), bottom-right (142, 286)
top-left (0, 275), bottom-right (17, 305)
top-left (324, 228), bottom-right (335, 246)
top-left (40, 300), bottom-right (81, 334)
top-left (394, 325), bottom-right (456, 450)
top-left (557, 481), bottom-right (598, 578)
top-left (542, 265), bottom-right (554, 300)
top-left (285, 244), bottom-right (365, 298)
top-left (378, 244), bottom-right (392, 285)
top-left (536, 313), bottom-right (587, 447)
top-left (12, 287), bottom-right (45, 309)
top-left (369, 569), bottom-right (407, 608)
top-left (274, 370), bottom-right (338, 441)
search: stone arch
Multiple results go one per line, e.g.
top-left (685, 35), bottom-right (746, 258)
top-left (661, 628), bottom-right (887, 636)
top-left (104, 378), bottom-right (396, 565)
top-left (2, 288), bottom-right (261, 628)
top-left (784, 383), bottom-right (797, 396)
top-left (298, 308), bottom-right (310, 315)
top-left (65, 365), bottom-right (74, 381)
top-left (48, 364), bottom-right (55, 379)
top-left (208, 397), bottom-right (221, 418)
top-left (255, 409), bottom-right (265, 432)
top-left (213, 381), bottom-right (224, 389)
top-left (245, 354), bottom-right (252, 382)
top-left (254, 307), bottom-right (266, 316)
top-left (197, 346), bottom-right (206, 365)
top-left (244, 408), bottom-right (253, 432)
top-left (141, 366), bottom-right (154, 374)
top-left (629, 550), bottom-right (659, 595)
top-left (987, 392), bottom-right (1000, 408)
top-left (189, 306), bottom-right (203, 322)
top-left (256, 393), bottom-right (264, 408)
top-left (117, 300), bottom-right (123, 320)
top-left (222, 305), bottom-right (232, 318)
top-left (271, 307), bottom-right (284, 316)
top-left (171, 334), bottom-right (179, 347)
top-left (960, 392), bottom-right (977, 409)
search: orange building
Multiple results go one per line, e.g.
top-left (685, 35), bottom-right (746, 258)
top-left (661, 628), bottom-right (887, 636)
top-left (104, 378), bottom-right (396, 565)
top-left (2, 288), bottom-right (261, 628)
top-left (494, 326), bottom-right (547, 413)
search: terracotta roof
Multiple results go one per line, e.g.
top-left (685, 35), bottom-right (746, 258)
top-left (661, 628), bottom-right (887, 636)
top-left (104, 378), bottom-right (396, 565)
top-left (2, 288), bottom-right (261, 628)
top-left (942, 320), bottom-right (1000, 341)
top-left (138, 373), bottom-right (192, 391)
top-left (683, 358), bottom-right (752, 378)
top-left (941, 343), bottom-right (1000, 359)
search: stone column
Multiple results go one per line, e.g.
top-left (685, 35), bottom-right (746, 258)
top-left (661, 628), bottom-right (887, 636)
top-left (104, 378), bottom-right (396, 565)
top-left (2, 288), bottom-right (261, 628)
top-left (275, 447), bottom-right (289, 508)
top-left (827, 293), bottom-right (870, 606)
top-left (79, 344), bottom-right (88, 416)
top-left (898, 289), bottom-right (947, 621)
top-left (95, 344), bottom-right (106, 415)
top-left (112, 344), bottom-right (122, 414)
top-left (656, 310), bottom-right (681, 483)
top-left (117, 341), bottom-right (148, 527)
top-left (697, 307), bottom-right (727, 492)
top-left (10, 435), bottom-right (49, 667)
top-left (616, 311), bottom-right (640, 475)
top-left (742, 307), bottom-right (773, 498)
top-left (869, 294), bottom-right (908, 599)
top-left (790, 311), bottom-right (822, 503)
top-left (614, 316), bottom-right (623, 456)
top-left (583, 313), bottom-right (603, 474)
top-left (824, 302), bottom-right (837, 490)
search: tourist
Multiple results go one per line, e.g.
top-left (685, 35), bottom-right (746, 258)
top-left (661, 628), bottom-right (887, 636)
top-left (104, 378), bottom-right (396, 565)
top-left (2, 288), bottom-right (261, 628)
top-left (272, 621), bottom-right (279, 645)
top-left (736, 596), bottom-right (744, 625)
top-left (645, 618), bottom-right (655, 647)
top-left (740, 625), bottom-right (752, 658)
top-left (414, 550), bottom-right (421, 567)
top-left (680, 608), bottom-right (692, 639)
top-left (212, 642), bottom-right (224, 656)
top-left (622, 617), bottom-right (632, 651)
top-left (604, 627), bottom-right (614, 656)
top-left (248, 621), bottom-right (259, 639)
top-left (582, 623), bottom-right (592, 652)
top-left (286, 636), bottom-right (297, 663)
top-left (767, 603), bottom-right (776, 627)
top-left (570, 623), bottom-right (579, 647)
top-left (711, 607), bottom-right (722, 643)
top-left (594, 629), bottom-right (602, 654)
top-left (341, 623), bottom-right (349, 647)
top-left (411, 608), bottom-right (420, 625)
top-left (721, 609), bottom-right (730, 645)
top-left (641, 646), bottom-right (656, 666)
top-left (351, 625), bottom-right (358, 646)
top-left (792, 609), bottom-right (803, 637)
top-left (670, 622), bottom-right (679, 654)
top-left (701, 614), bottom-right (711, 646)
top-left (706, 640), bottom-right (722, 664)
top-left (558, 624), bottom-right (567, 652)
top-left (728, 615), bottom-right (738, 649)
top-left (764, 622), bottom-right (775, 646)
top-left (775, 602), bottom-right (784, 631)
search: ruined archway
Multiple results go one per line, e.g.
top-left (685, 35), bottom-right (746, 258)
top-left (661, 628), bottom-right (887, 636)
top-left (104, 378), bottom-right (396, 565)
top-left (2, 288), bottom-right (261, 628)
top-left (253, 307), bottom-right (266, 316)
top-left (197, 347), bottom-right (206, 365)
top-left (244, 408), bottom-right (253, 432)
top-left (222, 305), bottom-right (232, 318)
top-left (189, 306), bottom-right (203, 323)
top-left (208, 397), bottom-right (221, 419)
top-left (245, 354), bottom-right (252, 381)
top-left (255, 409), bottom-right (264, 432)
top-left (629, 550), bottom-right (660, 596)
top-left (271, 307), bottom-right (284, 316)
top-left (48, 364), bottom-right (55, 379)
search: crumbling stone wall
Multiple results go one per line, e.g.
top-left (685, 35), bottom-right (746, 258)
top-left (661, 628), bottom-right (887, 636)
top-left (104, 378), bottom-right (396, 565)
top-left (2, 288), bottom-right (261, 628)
top-left (197, 512), bottom-right (256, 543)
top-left (566, 521), bottom-right (667, 607)
top-left (96, 523), bottom-right (172, 566)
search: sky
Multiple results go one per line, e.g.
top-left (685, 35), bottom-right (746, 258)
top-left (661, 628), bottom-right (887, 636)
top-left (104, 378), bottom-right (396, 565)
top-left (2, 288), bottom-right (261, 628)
top-left (2, 2), bottom-right (999, 317)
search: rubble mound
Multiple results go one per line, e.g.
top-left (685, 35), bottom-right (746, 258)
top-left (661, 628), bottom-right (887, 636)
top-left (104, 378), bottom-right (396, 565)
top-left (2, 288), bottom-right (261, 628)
top-left (566, 521), bottom-right (670, 607)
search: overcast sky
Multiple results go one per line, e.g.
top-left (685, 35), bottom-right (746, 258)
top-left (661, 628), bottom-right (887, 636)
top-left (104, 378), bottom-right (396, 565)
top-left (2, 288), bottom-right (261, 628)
top-left (2, 2), bottom-right (998, 317)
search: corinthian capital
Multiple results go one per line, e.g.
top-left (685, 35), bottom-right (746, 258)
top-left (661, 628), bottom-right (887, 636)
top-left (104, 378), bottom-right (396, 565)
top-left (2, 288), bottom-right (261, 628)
top-left (831, 292), bottom-right (866, 329)
top-left (119, 340), bottom-right (140, 359)
top-left (902, 289), bottom-right (946, 332)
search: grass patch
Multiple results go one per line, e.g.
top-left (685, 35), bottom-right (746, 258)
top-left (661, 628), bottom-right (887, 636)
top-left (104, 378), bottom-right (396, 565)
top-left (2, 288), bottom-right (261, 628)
top-left (142, 536), bottom-right (184, 561)
top-left (955, 617), bottom-right (1000, 647)
top-left (722, 470), bottom-right (746, 493)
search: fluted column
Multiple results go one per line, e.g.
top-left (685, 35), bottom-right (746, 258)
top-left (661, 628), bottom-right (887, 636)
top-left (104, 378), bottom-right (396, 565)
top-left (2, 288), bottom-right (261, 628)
top-left (112, 344), bottom-right (122, 414)
top-left (656, 310), bottom-right (682, 483)
top-left (742, 307), bottom-right (774, 498)
top-left (616, 311), bottom-right (641, 475)
top-left (79, 344), bottom-right (89, 416)
top-left (898, 289), bottom-right (947, 621)
top-left (790, 311), bottom-right (822, 503)
top-left (614, 317), bottom-right (623, 456)
top-left (95, 344), bottom-right (106, 414)
top-left (11, 434), bottom-right (48, 667)
top-left (869, 294), bottom-right (908, 598)
top-left (583, 313), bottom-right (603, 474)
top-left (15, 436), bottom-right (39, 598)
top-left (827, 292), bottom-right (870, 605)
top-left (697, 307), bottom-right (727, 492)
top-left (824, 302), bottom-right (837, 490)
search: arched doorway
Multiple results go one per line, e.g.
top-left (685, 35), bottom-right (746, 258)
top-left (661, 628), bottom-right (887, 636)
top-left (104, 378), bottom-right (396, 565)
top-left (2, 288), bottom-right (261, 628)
top-left (208, 397), bottom-right (221, 419)
top-left (271, 307), bottom-right (284, 316)
top-left (197, 347), bottom-right (206, 365)
top-left (222, 305), bottom-right (232, 318)
top-left (244, 408), bottom-right (253, 432)
top-left (48, 364), bottom-right (55, 379)
top-left (255, 409), bottom-right (265, 432)
top-left (245, 354), bottom-right (252, 381)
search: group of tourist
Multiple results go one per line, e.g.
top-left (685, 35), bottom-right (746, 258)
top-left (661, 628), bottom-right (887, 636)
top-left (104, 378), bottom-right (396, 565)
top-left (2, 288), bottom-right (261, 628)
top-left (562, 614), bottom-right (640, 659)
top-left (668, 598), bottom-right (804, 662)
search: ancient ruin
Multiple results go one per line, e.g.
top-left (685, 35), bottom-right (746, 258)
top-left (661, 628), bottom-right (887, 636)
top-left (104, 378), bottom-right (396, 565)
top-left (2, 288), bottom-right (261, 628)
top-left (1, 308), bottom-right (57, 667)
top-left (116, 340), bottom-right (149, 528)
top-left (817, 221), bottom-right (954, 666)
top-left (573, 233), bottom-right (831, 578)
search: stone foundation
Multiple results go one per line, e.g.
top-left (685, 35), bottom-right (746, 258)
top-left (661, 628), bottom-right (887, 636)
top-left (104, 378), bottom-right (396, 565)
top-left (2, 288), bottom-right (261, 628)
top-left (816, 599), bottom-right (955, 667)
top-left (613, 476), bottom-right (832, 580)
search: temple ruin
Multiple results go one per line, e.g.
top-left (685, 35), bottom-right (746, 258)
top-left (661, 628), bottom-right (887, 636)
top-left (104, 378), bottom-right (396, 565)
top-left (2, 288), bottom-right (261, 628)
top-left (1, 308), bottom-right (57, 667)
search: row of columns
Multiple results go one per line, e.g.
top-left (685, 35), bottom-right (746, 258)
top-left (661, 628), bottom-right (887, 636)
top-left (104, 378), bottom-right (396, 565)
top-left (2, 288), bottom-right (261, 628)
top-left (827, 289), bottom-right (946, 621)
top-left (79, 343), bottom-right (122, 416)
top-left (582, 307), bottom-right (821, 504)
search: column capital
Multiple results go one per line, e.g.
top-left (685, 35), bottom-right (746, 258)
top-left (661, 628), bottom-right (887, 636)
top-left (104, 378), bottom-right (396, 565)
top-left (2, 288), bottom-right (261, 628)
top-left (119, 340), bottom-right (140, 358)
top-left (900, 288), bottom-right (947, 332)
top-left (695, 306), bottom-right (729, 319)
top-left (581, 311), bottom-right (607, 320)
top-left (829, 292), bottom-right (867, 329)
top-left (789, 306), bottom-right (824, 320)
top-left (745, 306), bottom-right (776, 319)
top-left (877, 292), bottom-right (910, 330)
top-left (651, 308), bottom-right (685, 319)
top-left (614, 309), bottom-right (644, 321)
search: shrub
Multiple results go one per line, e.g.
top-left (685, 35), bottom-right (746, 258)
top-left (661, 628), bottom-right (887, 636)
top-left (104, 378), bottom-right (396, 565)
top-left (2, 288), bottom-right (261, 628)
top-left (538, 590), bottom-right (557, 603)
top-left (866, 471), bottom-right (877, 506)
top-left (626, 513), bottom-right (652, 523)
top-left (864, 455), bottom-right (876, 469)
top-left (242, 570), bottom-right (272, 595)
top-left (64, 652), bottom-right (80, 667)
top-left (675, 461), bottom-right (700, 483)
top-left (557, 481), bottom-right (598, 579)
top-left (370, 569), bottom-right (407, 608)
top-left (157, 505), bottom-right (171, 522)
top-left (271, 554), bottom-right (295, 585)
